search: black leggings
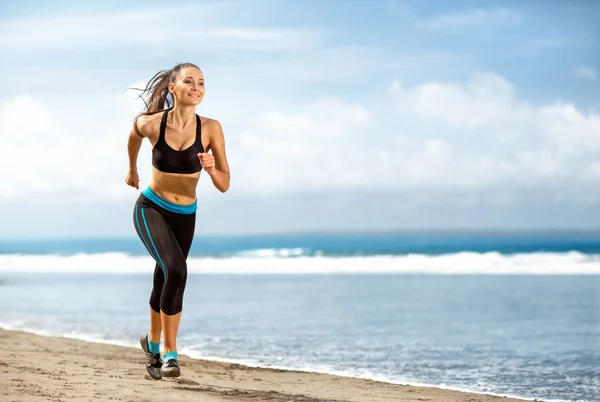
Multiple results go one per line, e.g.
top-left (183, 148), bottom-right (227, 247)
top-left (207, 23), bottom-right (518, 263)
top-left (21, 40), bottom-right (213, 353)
top-left (133, 187), bottom-right (197, 315)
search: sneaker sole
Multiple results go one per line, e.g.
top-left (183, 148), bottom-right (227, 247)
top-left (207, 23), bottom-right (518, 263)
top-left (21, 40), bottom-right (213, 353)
top-left (162, 368), bottom-right (181, 378)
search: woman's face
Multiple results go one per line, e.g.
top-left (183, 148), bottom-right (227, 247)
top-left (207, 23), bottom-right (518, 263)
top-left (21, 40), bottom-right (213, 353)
top-left (170, 67), bottom-right (205, 106)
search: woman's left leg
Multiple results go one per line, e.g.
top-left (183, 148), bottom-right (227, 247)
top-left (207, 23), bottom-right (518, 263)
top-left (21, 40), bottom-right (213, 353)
top-left (159, 210), bottom-right (196, 377)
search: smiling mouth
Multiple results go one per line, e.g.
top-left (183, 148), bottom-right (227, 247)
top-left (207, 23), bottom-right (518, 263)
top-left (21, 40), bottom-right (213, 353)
top-left (189, 94), bottom-right (200, 98)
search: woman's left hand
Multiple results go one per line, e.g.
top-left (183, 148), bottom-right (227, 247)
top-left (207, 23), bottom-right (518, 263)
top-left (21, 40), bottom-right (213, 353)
top-left (198, 152), bottom-right (217, 175)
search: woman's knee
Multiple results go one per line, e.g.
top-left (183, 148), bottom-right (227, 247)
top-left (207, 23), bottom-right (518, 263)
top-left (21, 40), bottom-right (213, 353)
top-left (160, 262), bottom-right (187, 315)
top-left (165, 260), bottom-right (187, 286)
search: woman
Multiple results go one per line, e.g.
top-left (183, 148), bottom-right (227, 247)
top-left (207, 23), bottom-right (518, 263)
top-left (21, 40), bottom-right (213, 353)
top-left (125, 62), bottom-right (230, 380)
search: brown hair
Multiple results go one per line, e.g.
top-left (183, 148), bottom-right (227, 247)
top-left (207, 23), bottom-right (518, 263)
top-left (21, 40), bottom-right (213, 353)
top-left (129, 62), bottom-right (201, 122)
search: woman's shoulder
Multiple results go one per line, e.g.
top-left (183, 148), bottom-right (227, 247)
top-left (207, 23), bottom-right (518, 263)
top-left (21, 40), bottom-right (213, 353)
top-left (198, 115), bottom-right (223, 134)
top-left (135, 112), bottom-right (163, 137)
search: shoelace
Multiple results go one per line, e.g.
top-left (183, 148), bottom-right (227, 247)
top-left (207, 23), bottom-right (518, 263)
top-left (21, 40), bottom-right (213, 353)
top-left (147, 353), bottom-right (161, 365)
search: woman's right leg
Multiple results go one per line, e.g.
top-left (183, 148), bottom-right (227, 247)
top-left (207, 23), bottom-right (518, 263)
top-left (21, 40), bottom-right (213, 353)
top-left (133, 199), bottom-right (190, 378)
top-left (149, 262), bottom-right (164, 345)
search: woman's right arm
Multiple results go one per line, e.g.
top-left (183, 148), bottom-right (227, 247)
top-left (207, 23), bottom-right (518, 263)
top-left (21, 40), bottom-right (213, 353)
top-left (125, 118), bottom-right (145, 189)
top-left (128, 125), bottom-right (144, 170)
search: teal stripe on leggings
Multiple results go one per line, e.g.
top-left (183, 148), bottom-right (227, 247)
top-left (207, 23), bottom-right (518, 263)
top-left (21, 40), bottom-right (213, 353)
top-left (135, 206), bottom-right (154, 261)
top-left (141, 208), bottom-right (166, 277)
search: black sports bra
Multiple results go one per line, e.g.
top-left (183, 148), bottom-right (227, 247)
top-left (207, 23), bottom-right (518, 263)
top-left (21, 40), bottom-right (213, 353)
top-left (152, 110), bottom-right (205, 174)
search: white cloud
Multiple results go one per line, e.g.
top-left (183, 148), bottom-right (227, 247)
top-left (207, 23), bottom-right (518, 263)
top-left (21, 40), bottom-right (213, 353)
top-left (415, 8), bottom-right (521, 31)
top-left (0, 95), bottom-right (64, 196)
top-left (391, 73), bottom-right (531, 128)
top-left (538, 103), bottom-right (600, 149)
top-left (260, 98), bottom-right (369, 139)
top-left (235, 97), bottom-right (372, 193)
top-left (573, 67), bottom-right (597, 80)
top-left (0, 91), bottom-right (143, 199)
top-left (216, 72), bottom-right (598, 197)
top-left (389, 72), bottom-right (600, 191)
top-left (0, 3), bottom-right (321, 52)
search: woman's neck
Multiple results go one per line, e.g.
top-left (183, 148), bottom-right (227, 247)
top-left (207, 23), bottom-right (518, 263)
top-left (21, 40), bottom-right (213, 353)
top-left (169, 105), bottom-right (196, 129)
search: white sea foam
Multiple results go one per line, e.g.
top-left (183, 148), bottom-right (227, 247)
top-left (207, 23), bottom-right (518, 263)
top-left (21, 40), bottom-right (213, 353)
top-left (0, 251), bottom-right (599, 274)
top-left (235, 247), bottom-right (310, 258)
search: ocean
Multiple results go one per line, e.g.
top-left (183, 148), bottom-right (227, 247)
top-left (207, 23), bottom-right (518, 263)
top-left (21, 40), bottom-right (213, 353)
top-left (1, 232), bottom-right (599, 402)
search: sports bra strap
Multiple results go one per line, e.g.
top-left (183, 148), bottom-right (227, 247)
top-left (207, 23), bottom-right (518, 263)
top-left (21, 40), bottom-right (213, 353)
top-left (158, 110), bottom-right (169, 142)
top-left (195, 114), bottom-right (202, 145)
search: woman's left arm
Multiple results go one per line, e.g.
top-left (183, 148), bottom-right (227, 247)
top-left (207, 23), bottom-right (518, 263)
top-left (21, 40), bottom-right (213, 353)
top-left (199, 119), bottom-right (230, 193)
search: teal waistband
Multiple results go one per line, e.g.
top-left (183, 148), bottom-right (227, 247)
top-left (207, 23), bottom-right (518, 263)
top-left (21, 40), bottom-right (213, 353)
top-left (142, 186), bottom-right (197, 215)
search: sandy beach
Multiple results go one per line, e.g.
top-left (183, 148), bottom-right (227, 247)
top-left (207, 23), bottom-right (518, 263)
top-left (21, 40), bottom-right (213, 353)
top-left (0, 329), bottom-right (531, 402)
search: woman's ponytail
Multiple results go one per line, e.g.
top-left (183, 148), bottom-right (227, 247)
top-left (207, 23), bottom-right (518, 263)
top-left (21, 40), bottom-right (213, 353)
top-left (128, 62), bottom-right (200, 124)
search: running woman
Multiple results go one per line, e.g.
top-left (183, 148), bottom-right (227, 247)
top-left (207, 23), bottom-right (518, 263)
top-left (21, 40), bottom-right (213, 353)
top-left (125, 62), bottom-right (230, 379)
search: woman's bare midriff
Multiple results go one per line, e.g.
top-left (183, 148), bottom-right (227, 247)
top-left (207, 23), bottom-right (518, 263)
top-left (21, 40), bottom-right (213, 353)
top-left (148, 166), bottom-right (201, 205)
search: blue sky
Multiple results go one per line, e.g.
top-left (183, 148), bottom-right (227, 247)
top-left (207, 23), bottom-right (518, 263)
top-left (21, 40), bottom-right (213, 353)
top-left (0, 0), bottom-right (599, 237)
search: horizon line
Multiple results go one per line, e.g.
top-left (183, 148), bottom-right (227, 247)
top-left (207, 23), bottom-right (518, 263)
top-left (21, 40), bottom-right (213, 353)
top-left (2, 227), bottom-right (600, 241)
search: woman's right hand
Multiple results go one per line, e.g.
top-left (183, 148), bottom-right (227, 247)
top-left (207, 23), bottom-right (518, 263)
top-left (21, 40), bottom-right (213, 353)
top-left (125, 170), bottom-right (140, 190)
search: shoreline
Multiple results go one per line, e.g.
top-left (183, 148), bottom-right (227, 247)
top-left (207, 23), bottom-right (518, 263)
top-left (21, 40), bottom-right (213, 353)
top-left (0, 328), bottom-right (537, 402)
